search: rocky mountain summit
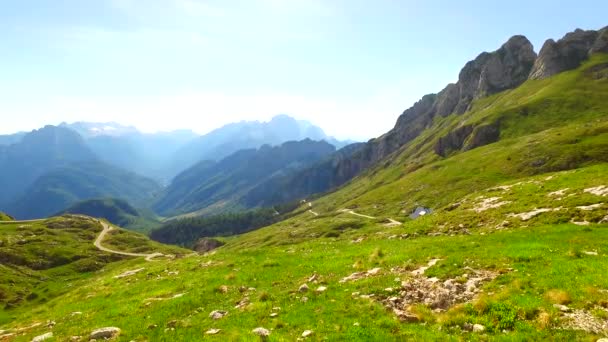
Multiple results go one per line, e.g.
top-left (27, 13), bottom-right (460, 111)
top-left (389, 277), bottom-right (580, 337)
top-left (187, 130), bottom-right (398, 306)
top-left (530, 26), bottom-right (608, 79)
top-left (284, 26), bottom-right (607, 195)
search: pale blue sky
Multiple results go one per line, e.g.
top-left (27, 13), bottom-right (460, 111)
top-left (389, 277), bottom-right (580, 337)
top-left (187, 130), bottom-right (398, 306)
top-left (1, 0), bottom-right (606, 139)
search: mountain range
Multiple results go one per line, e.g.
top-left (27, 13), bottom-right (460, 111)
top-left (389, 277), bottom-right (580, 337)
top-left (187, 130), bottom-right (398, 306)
top-left (0, 115), bottom-right (352, 220)
top-left (1, 25), bottom-right (608, 341)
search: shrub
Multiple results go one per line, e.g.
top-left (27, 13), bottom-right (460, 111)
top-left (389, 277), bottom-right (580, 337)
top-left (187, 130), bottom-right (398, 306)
top-left (544, 289), bottom-right (571, 304)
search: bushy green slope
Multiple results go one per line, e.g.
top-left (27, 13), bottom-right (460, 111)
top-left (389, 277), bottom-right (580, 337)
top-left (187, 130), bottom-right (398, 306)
top-left (1, 165), bottom-right (606, 341)
top-left (1, 48), bottom-right (607, 342)
top-left (6, 162), bottom-right (162, 220)
top-left (0, 216), bottom-right (186, 319)
top-left (57, 198), bottom-right (161, 233)
top-left (0, 212), bottom-right (13, 221)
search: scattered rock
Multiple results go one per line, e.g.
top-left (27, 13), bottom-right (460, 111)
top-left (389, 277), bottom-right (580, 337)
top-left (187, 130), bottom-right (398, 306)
top-left (470, 197), bottom-right (511, 213)
top-left (562, 309), bottom-right (608, 334)
top-left (549, 188), bottom-right (569, 197)
top-left (308, 274), bottom-right (318, 282)
top-left (69, 336), bottom-right (81, 341)
top-left (576, 203), bottom-right (604, 211)
top-left (301, 296), bottom-right (309, 303)
top-left (205, 329), bottom-right (221, 335)
top-left (383, 268), bottom-right (498, 318)
top-left (235, 296), bottom-right (250, 309)
top-left (315, 286), bottom-right (327, 293)
top-left (252, 327), bottom-right (270, 337)
top-left (411, 259), bottom-right (441, 276)
top-left (218, 285), bottom-right (229, 294)
top-left (339, 268), bottom-right (382, 283)
top-left (553, 304), bottom-right (572, 312)
top-left (473, 324), bottom-right (486, 332)
top-left (166, 320), bottom-right (178, 328)
top-left (89, 327), bottom-right (121, 340)
top-left (147, 324), bottom-right (158, 329)
top-left (270, 313), bottom-right (279, 318)
top-left (31, 332), bottom-right (53, 342)
top-left (298, 284), bottom-right (309, 292)
top-left (583, 251), bottom-right (599, 256)
top-left (508, 208), bottom-right (560, 221)
top-left (209, 310), bottom-right (227, 320)
top-left (193, 237), bottom-right (225, 253)
top-left (585, 185), bottom-right (608, 197)
top-left (70, 311), bottom-right (82, 316)
top-left (113, 268), bottom-right (144, 279)
top-left (301, 330), bottom-right (314, 338)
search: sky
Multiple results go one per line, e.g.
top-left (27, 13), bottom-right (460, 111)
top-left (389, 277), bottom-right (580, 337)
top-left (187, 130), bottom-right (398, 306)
top-left (0, 1), bottom-right (606, 140)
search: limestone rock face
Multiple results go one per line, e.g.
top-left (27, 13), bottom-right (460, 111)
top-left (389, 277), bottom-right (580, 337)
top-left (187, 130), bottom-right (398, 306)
top-left (530, 27), bottom-right (608, 80)
top-left (337, 35), bottom-right (535, 171)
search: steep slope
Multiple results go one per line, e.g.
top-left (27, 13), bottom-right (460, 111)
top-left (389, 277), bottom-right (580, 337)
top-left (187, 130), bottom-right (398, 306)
top-left (6, 162), bottom-right (161, 220)
top-left (0, 126), bottom-right (97, 207)
top-left (61, 122), bottom-right (198, 182)
top-left (171, 114), bottom-right (348, 174)
top-left (276, 27), bottom-right (607, 201)
top-left (0, 212), bottom-right (14, 221)
top-left (154, 139), bottom-right (336, 216)
top-left (57, 198), bottom-right (161, 233)
top-left (0, 132), bottom-right (25, 146)
top-left (1, 27), bottom-right (608, 342)
top-left (0, 215), bottom-right (187, 313)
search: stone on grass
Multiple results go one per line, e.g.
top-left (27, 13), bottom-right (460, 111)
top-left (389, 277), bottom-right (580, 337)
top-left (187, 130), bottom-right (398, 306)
top-left (301, 330), bottom-right (314, 338)
top-left (473, 324), bottom-right (485, 332)
top-left (252, 327), bottom-right (270, 337)
top-left (298, 284), bottom-right (309, 292)
top-left (90, 327), bottom-right (121, 340)
top-left (32, 332), bottom-right (53, 342)
top-left (315, 286), bottom-right (327, 293)
top-left (553, 304), bottom-right (571, 312)
top-left (209, 310), bottom-right (227, 320)
top-left (205, 329), bottom-right (221, 335)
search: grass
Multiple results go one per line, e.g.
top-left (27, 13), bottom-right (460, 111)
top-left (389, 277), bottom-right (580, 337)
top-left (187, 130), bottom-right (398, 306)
top-left (0, 53), bottom-right (607, 341)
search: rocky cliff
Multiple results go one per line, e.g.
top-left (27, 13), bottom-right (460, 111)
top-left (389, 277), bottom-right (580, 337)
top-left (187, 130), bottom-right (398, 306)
top-left (283, 26), bottom-right (607, 200)
top-left (529, 26), bottom-right (608, 79)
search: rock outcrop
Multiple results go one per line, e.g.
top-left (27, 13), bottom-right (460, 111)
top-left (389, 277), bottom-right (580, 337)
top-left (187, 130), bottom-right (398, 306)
top-left (332, 35), bottom-right (535, 174)
top-left (193, 238), bottom-right (225, 253)
top-left (529, 27), bottom-right (608, 79)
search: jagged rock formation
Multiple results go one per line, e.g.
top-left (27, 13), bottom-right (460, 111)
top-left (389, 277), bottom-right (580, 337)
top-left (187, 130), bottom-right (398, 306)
top-left (325, 35), bottom-right (536, 183)
top-left (530, 27), bottom-right (608, 80)
top-left (273, 26), bottom-right (607, 202)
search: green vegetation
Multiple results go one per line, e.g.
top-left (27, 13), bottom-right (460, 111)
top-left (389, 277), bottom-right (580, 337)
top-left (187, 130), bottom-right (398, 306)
top-left (57, 198), bottom-right (161, 233)
top-left (0, 215), bottom-right (187, 316)
top-left (0, 212), bottom-right (14, 221)
top-left (150, 201), bottom-right (301, 247)
top-left (1, 53), bottom-right (607, 341)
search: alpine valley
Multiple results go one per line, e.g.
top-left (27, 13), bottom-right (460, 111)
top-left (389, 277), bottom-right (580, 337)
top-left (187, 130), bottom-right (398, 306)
top-left (1, 25), bottom-right (607, 342)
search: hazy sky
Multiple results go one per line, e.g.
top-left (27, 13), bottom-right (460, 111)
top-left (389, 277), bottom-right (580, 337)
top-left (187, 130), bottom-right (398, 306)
top-left (1, 1), bottom-right (606, 139)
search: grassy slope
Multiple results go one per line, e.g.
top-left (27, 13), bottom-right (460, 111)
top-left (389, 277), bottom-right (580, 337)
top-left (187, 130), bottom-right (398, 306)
top-left (0, 216), bottom-right (187, 325)
top-left (1, 57), bottom-right (607, 341)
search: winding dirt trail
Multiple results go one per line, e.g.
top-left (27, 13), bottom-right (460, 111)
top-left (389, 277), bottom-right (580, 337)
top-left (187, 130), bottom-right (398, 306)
top-left (94, 220), bottom-right (165, 261)
top-left (2, 217), bottom-right (164, 261)
top-left (338, 209), bottom-right (402, 226)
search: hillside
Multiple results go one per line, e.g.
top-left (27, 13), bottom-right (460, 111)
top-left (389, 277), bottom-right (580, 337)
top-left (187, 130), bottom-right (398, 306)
top-left (60, 122), bottom-right (198, 182)
top-left (0, 126), bottom-right (97, 207)
top-left (171, 114), bottom-right (350, 176)
top-left (0, 215), bottom-right (187, 317)
top-left (5, 162), bottom-right (161, 220)
top-left (0, 212), bottom-right (13, 221)
top-left (270, 27), bottom-right (608, 202)
top-left (0, 27), bottom-right (607, 341)
top-left (154, 139), bottom-right (336, 216)
top-left (57, 198), bottom-right (161, 233)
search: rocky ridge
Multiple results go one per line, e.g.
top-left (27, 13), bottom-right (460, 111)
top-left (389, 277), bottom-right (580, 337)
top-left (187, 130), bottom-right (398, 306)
top-left (284, 26), bottom-right (607, 193)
